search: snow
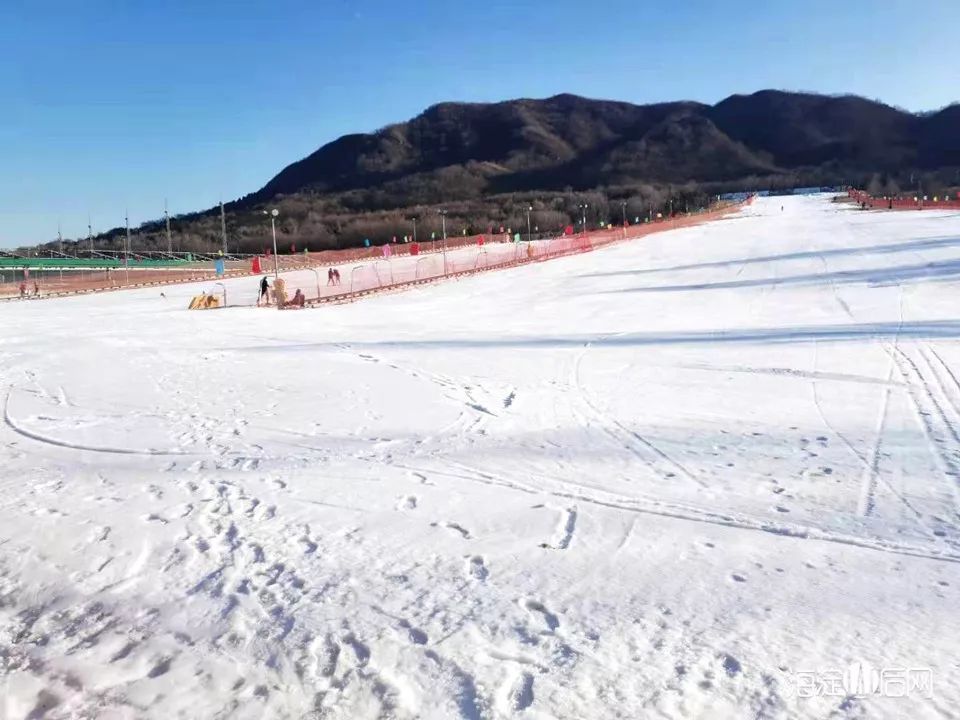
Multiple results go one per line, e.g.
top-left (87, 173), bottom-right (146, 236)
top-left (2, 195), bottom-right (959, 719)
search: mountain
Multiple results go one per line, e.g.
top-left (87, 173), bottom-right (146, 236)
top-left (36, 90), bottom-right (960, 255)
top-left (243, 89), bottom-right (956, 207)
top-left (248, 95), bottom-right (705, 200)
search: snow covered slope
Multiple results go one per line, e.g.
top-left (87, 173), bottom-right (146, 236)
top-left (1, 196), bottom-right (958, 719)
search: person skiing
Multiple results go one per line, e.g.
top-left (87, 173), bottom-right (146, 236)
top-left (333, 268), bottom-right (341, 285)
top-left (258, 276), bottom-right (270, 306)
top-left (327, 268), bottom-right (335, 286)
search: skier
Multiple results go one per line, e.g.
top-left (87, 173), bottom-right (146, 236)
top-left (327, 268), bottom-right (335, 286)
top-left (333, 268), bottom-right (341, 285)
top-left (258, 276), bottom-right (270, 306)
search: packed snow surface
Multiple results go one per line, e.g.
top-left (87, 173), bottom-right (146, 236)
top-left (1, 196), bottom-right (959, 719)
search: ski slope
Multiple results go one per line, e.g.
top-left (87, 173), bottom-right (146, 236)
top-left (1, 195), bottom-right (958, 719)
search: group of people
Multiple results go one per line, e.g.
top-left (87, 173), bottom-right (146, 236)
top-left (258, 276), bottom-right (305, 308)
top-left (327, 268), bottom-right (342, 286)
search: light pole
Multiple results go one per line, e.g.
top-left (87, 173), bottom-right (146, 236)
top-left (621, 201), bottom-right (627, 237)
top-left (438, 210), bottom-right (448, 274)
top-left (412, 216), bottom-right (417, 244)
top-left (526, 206), bottom-right (533, 242)
top-left (220, 200), bottom-right (227, 255)
top-left (88, 216), bottom-right (93, 257)
top-left (263, 208), bottom-right (279, 278)
top-left (57, 223), bottom-right (64, 284)
top-left (164, 199), bottom-right (172, 255)
top-left (578, 204), bottom-right (588, 235)
top-left (124, 211), bottom-right (131, 285)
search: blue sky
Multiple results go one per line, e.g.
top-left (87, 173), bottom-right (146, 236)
top-left (1, 0), bottom-right (957, 246)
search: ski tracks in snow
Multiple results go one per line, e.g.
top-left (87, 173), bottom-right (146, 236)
top-left (570, 337), bottom-right (706, 490)
top-left (891, 346), bottom-right (960, 520)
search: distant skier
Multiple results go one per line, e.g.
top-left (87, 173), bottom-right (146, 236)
top-left (258, 276), bottom-right (270, 306)
top-left (327, 268), bottom-right (335, 286)
top-left (333, 268), bottom-right (342, 285)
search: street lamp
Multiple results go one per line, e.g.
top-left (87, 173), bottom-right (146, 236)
top-left (263, 208), bottom-right (279, 277)
top-left (124, 211), bottom-right (131, 285)
top-left (412, 216), bottom-right (417, 244)
top-left (438, 210), bottom-right (448, 274)
top-left (621, 201), bottom-right (627, 237)
top-left (165, 199), bottom-right (172, 255)
top-left (526, 206), bottom-right (533, 242)
top-left (578, 203), bottom-right (588, 234)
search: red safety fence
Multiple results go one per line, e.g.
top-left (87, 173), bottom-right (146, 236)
top-left (292, 198), bottom-right (752, 308)
top-left (3, 198), bottom-right (750, 305)
top-left (848, 189), bottom-right (960, 210)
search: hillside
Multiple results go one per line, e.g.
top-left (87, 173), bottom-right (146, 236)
top-left (39, 90), bottom-right (960, 255)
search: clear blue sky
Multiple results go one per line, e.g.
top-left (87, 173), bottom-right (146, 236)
top-left (2, 0), bottom-right (957, 246)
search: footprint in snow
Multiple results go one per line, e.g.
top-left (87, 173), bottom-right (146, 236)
top-left (506, 671), bottom-right (534, 711)
top-left (396, 495), bottom-right (417, 511)
top-left (466, 555), bottom-right (489, 581)
top-left (521, 598), bottom-right (559, 632)
top-left (397, 619), bottom-right (428, 645)
top-left (431, 521), bottom-right (471, 539)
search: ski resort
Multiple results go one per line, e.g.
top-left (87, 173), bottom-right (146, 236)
top-left (2, 194), bottom-right (958, 718)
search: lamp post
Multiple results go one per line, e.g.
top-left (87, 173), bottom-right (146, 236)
top-left (438, 210), bottom-right (448, 274)
top-left (621, 201), bottom-right (627, 237)
top-left (220, 200), bottom-right (227, 255)
top-left (578, 203), bottom-right (588, 235)
top-left (124, 211), bottom-right (131, 285)
top-left (526, 206), bottom-right (533, 242)
top-left (263, 208), bottom-right (279, 277)
top-left (412, 216), bottom-right (417, 244)
top-left (57, 223), bottom-right (63, 284)
top-left (165, 199), bottom-right (172, 255)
